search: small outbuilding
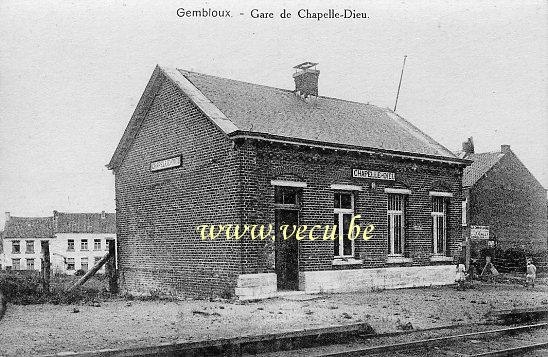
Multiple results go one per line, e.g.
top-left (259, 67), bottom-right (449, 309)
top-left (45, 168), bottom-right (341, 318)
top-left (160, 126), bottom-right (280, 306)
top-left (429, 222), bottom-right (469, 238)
top-left (108, 64), bottom-right (470, 299)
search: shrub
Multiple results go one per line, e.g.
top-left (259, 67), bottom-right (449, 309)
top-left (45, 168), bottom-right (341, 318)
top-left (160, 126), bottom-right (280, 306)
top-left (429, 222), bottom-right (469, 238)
top-left (0, 271), bottom-right (47, 304)
top-left (74, 269), bottom-right (86, 276)
top-left (0, 271), bottom-right (110, 305)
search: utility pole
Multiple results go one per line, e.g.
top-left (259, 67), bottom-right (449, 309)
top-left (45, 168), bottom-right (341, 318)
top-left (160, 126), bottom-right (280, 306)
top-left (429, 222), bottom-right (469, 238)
top-left (393, 55), bottom-right (407, 112)
top-left (41, 241), bottom-right (51, 294)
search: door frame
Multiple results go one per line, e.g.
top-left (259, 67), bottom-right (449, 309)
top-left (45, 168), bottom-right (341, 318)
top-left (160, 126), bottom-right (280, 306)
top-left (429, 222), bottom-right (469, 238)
top-left (274, 207), bottom-right (300, 290)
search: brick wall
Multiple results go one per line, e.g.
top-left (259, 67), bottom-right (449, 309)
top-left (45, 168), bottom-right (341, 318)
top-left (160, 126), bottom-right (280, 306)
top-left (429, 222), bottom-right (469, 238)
top-left (469, 152), bottom-right (548, 253)
top-left (237, 140), bottom-right (464, 274)
top-left (114, 74), bottom-right (242, 297)
top-left (114, 73), bottom-right (465, 298)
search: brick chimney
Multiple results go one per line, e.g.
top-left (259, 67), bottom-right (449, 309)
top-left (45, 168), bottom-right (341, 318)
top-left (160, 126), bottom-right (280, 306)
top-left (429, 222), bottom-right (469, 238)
top-left (461, 137), bottom-right (475, 155)
top-left (501, 144), bottom-right (511, 154)
top-left (5, 212), bottom-right (10, 222)
top-left (293, 62), bottom-right (319, 98)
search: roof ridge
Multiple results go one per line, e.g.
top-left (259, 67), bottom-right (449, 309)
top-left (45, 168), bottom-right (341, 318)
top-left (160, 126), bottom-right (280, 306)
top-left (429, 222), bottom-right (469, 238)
top-left (178, 68), bottom-right (387, 109)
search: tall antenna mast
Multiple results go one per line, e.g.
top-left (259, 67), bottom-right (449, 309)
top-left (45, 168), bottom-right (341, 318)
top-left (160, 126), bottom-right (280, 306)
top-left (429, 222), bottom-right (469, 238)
top-left (393, 55), bottom-right (407, 112)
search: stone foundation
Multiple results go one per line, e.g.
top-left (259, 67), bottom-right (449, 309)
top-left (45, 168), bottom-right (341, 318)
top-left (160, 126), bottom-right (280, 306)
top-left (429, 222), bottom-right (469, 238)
top-left (235, 273), bottom-right (278, 300)
top-left (299, 265), bottom-right (455, 293)
top-left (235, 265), bottom-right (455, 300)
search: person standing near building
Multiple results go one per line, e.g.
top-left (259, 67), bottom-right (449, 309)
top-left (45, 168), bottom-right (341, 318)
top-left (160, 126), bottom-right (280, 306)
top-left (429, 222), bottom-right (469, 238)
top-left (526, 258), bottom-right (537, 288)
top-left (456, 259), bottom-right (467, 291)
top-left (480, 256), bottom-right (499, 282)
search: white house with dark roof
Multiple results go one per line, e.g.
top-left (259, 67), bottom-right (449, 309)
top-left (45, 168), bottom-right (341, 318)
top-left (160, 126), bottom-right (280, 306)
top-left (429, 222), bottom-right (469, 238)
top-left (1, 211), bottom-right (116, 274)
top-left (0, 212), bottom-right (54, 271)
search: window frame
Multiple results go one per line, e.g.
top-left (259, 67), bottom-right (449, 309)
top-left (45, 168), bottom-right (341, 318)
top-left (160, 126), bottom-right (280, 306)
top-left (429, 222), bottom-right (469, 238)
top-left (81, 257), bottom-right (89, 271)
top-left (80, 239), bottom-right (88, 251)
top-left (12, 258), bottom-right (21, 270)
top-left (67, 239), bottom-right (75, 252)
top-left (66, 258), bottom-right (75, 271)
top-left (461, 199), bottom-right (467, 226)
top-left (387, 194), bottom-right (405, 256)
top-left (333, 192), bottom-right (355, 258)
top-left (26, 240), bottom-right (35, 254)
top-left (431, 196), bottom-right (448, 255)
top-left (93, 239), bottom-right (101, 251)
top-left (12, 240), bottom-right (21, 254)
top-left (26, 258), bottom-right (35, 270)
top-left (274, 186), bottom-right (301, 207)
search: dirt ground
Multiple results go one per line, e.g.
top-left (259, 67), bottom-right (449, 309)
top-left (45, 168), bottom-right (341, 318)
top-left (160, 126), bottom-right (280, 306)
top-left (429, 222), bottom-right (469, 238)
top-left (1, 281), bottom-right (547, 357)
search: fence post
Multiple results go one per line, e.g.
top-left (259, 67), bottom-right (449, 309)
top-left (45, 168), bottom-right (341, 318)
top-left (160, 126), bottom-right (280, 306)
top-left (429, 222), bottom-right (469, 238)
top-left (40, 241), bottom-right (51, 293)
top-left (106, 239), bottom-right (118, 294)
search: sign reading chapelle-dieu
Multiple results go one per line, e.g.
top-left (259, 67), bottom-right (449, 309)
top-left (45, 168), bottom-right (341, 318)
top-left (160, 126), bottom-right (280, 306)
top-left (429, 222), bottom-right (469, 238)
top-left (352, 168), bottom-right (395, 181)
top-left (150, 155), bottom-right (182, 172)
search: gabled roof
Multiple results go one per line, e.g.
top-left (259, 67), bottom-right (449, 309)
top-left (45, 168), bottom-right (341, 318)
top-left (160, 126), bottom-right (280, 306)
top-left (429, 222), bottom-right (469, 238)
top-left (3, 217), bottom-right (54, 239)
top-left (108, 65), bottom-right (468, 170)
top-left (462, 152), bottom-right (504, 187)
top-left (54, 211), bottom-right (116, 234)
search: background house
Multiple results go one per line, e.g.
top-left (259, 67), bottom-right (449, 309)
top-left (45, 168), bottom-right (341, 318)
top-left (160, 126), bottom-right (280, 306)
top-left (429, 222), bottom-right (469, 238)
top-left (1, 211), bottom-right (116, 274)
top-left (461, 139), bottom-right (548, 261)
top-left (50, 211), bottom-right (116, 275)
top-left (0, 212), bottom-right (54, 271)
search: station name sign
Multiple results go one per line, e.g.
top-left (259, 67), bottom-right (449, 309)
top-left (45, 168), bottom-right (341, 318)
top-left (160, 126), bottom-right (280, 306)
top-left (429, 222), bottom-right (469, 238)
top-left (470, 225), bottom-right (489, 240)
top-left (150, 155), bottom-right (182, 172)
top-left (352, 168), bottom-right (395, 181)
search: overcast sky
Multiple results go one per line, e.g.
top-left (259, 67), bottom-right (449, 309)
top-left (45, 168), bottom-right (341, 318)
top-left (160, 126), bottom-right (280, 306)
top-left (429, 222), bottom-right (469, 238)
top-left (0, 0), bottom-right (546, 229)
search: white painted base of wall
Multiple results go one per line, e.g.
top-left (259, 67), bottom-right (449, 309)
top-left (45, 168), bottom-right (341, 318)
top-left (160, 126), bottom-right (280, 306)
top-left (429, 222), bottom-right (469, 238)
top-left (235, 265), bottom-right (455, 300)
top-left (299, 265), bottom-right (455, 294)
top-left (235, 273), bottom-right (278, 300)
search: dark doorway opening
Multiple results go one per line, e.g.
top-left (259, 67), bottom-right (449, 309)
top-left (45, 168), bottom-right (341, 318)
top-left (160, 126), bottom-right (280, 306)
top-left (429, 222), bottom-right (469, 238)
top-left (275, 209), bottom-right (299, 291)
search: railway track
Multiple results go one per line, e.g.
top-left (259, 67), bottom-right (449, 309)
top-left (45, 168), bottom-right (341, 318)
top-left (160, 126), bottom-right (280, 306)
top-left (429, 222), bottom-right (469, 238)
top-left (253, 322), bottom-right (548, 357)
top-left (313, 322), bottom-right (548, 357)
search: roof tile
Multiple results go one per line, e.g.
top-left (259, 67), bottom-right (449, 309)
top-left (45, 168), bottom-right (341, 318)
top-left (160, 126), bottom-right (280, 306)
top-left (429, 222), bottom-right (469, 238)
top-left (463, 152), bottom-right (504, 187)
top-left (179, 70), bottom-right (458, 159)
top-left (54, 212), bottom-right (116, 234)
top-left (3, 217), bottom-right (54, 239)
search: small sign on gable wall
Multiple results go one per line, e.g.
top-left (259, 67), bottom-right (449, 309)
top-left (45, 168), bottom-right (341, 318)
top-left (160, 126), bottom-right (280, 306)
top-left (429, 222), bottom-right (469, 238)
top-left (150, 155), bottom-right (182, 172)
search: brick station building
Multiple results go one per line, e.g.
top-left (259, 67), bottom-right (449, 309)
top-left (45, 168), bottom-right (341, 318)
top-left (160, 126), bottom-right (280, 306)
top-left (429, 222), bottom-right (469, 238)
top-left (108, 63), bottom-right (470, 299)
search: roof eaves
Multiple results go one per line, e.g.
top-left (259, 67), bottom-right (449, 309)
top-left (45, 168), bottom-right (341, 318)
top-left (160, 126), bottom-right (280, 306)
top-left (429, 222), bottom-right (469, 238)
top-left (229, 131), bottom-right (472, 166)
top-left (107, 65), bottom-right (165, 170)
top-left (384, 109), bottom-right (458, 159)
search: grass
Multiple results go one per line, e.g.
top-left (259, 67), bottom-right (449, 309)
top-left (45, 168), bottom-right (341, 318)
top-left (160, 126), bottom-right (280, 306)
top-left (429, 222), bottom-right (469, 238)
top-left (0, 270), bottom-right (111, 305)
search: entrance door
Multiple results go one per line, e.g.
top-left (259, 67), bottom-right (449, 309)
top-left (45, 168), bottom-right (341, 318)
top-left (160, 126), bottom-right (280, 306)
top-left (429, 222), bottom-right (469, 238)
top-left (275, 209), bottom-right (299, 290)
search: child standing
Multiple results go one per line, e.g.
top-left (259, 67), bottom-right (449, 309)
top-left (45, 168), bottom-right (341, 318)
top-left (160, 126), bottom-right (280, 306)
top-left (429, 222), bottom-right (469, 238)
top-left (526, 258), bottom-right (537, 288)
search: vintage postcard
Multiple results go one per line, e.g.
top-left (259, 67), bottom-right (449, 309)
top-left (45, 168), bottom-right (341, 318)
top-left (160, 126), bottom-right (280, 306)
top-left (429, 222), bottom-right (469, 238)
top-left (0, 1), bottom-right (547, 356)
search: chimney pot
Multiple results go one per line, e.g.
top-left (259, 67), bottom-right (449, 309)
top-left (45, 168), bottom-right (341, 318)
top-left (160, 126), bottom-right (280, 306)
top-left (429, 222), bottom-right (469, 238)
top-left (461, 137), bottom-right (474, 155)
top-left (501, 145), bottom-right (511, 154)
top-left (5, 212), bottom-right (10, 222)
top-left (293, 62), bottom-right (319, 98)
